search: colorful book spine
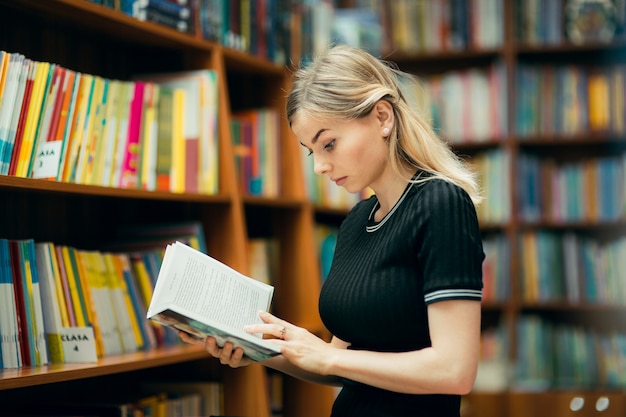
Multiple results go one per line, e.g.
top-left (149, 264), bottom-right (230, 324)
top-left (118, 81), bottom-right (145, 189)
top-left (13, 61), bottom-right (51, 178)
top-left (0, 238), bottom-right (21, 368)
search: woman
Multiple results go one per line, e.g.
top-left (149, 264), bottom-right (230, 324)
top-left (180, 44), bottom-right (484, 417)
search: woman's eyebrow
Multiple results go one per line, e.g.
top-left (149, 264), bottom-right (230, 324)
top-left (310, 128), bottom-right (328, 144)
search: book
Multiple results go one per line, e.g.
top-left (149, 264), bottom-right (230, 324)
top-left (9, 240), bottom-right (33, 367)
top-left (108, 80), bottom-right (134, 188)
top-left (31, 66), bottom-right (70, 180)
top-left (0, 238), bottom-right (20, 368)
top-left (82, 250), bottom-right (124, 356)
top-left (118, 81), bottom-right (146, 189)
top-left (138, 70), bottom-right (219, 195)
top-left (118, 252), bottom-right (157, 350)
top-left (34, 242), bottom-right (66, 363)
top-left (76, 76), bottom-right (108, 185)
top-left (26, 64), bottom-right (62, 178)
top-left (22, 239), bottom-right (48, 366)
top-left (146, 241), bottom-right (281, 361)
top-left (7, 59), bottom-right (36, 177)
top-left (60, 73), bottom-right (95, 182)
top-left (153, 85), bottom-right (186, 192)
top-left (137, 82), bottom-right (159, 191)
top-left (111, 253), bottom-right (146, 351)
top-left (53, 69), bottom-right (80, 181)
top-left (140, 380), bottom-right (223, 416)
top-left (88, 77), bottom-right (118, 186)
top-left (0, 53), bottom-right (26, 175)
top-left (13, 61), bottom-right (51, 178)
top-left (102, 252), bottom-right (140, 353)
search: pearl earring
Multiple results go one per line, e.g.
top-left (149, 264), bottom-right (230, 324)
top-left (383, 128), bottom-right (390, 136)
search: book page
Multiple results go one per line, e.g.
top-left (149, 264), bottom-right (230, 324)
top-left (148, 241), bottom-right (273, 334)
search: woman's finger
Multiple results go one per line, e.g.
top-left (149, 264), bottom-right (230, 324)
top-left (218, 342), bottom-right (235, 364)
top-left (178, 331), bottom-right (205, 345)
top-left (204, 337), bottom-right (222, 356)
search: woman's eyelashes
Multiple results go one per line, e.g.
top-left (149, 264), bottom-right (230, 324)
top-left (323, 139), bottom-right (336, 151)
top-left (305, 139), bottom-right (335, 157)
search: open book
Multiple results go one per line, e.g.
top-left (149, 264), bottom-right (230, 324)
top-left (147, 241), bottom-right (281, 361)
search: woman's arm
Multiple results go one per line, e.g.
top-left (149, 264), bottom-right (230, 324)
top-left (180, 300), bottom-right (480, 395)
top-left (261, 335), bottom-right (349, 386)
top-left (177, 315), bottom-right (349, 387)
top-left (272, 300), bottom-right (481, 395)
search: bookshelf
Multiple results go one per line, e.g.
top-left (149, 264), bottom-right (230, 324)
top-left (323, 1), bottom-right (626, 416)
top-left (0, 1), bottom-right (336, 417)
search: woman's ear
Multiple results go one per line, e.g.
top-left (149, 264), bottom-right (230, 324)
top-left (375, 100), bottom-right (394, 130)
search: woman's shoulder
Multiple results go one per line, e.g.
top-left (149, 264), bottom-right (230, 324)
top-left (407, 176), bottom-right (477, 219)
top-left (412, 176), bottom-right (472, 203)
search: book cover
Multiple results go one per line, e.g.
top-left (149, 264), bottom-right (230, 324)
top-left (54, 245), bottom-right (77, 327)
top-left (124, 254), bottom-right (158, 350)
top-left (140, 381), bottom-right (223, 416)
top-left (31, 66), bottom-right (70, 180)
top-left (60, 73), bottom-right (95, 182)
top-left (54, 69), bottom-right (80, 182)
top-left (130, 252), bottom-right (165, 347)
top-left (147, 241), bottom-right (281, 361)
top-left (0, 54), bottom-right (25, 175)
top-left (26, 63), bottom-right (62, 178)
top-left (152, 85), bottom-right (185, 193)
top-left (0, 50), bottom-right (8, 96)
top-left (113, 253), bottom-right (147, 350)
top-left (231, 110), bottom-right (260, 195)
top-left (74, 249), bottom-right (105, 357)
top-left (102, 252), bottom-right (139, 353)
top-left (118, 81), bottom-right (145, 189)
top-left (7, 59), bottom-right (36, 176)
top-left (9, 240), bottom-right (33, 366)
top-left (138, 70), bottom-right (219, 194)
top-left (34, 242), bottom-right (66, 363)
top-left (14, 61), bottom-right (51, 178)
top-left (71, 74), bottom-right (103, 184)
top-left (22, 239), bottom-right (49, 366)
top-left (78, 76), bottom-right (109, 185)
top-left (138, 82), bottom-right (159, 191)
top-left (89, 78), bottom-right (118, 186)
top-left (1, 56), bottom-right (30, 175)
top-left (85, 250), bottom-right (125, 356)
top-left (60, 245), bottom-right (89, 327)
top-left (108, 80), bottom-right (135, 188)
top-left (140, 73), bottom-right (199, 193)
top-left (231, 108), bottom-right (279, 197)
top-left (140, 6), bottom-right (192, 33)
top-left (0, 238), bottom-right (21, 368)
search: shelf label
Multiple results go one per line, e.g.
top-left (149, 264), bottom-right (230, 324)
top-left (60, 327), bottom-right (98, 363)
top-left (32, 140), bottom-right (62, 179)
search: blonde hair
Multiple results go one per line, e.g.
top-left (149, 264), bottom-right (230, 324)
top-left (286, 44), bottom-right (482, 205)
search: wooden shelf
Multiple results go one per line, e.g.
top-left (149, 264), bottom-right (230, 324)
top-left (0, 345), bottom-right (208, 390)
top-left (0, 175), bottom-right (233, 202)
top-left (0, 1), bottom-right (336, 416)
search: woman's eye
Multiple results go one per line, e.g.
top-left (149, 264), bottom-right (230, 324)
top-left (323, 139), bottom-right (336, 151)
top-left (306, 149), bottom-right (313, 156)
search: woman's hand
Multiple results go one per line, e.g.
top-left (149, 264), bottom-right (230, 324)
top-left (178, 331), bottom-right (253, 368)
top-left (245, 311), bottom-right (338, 376)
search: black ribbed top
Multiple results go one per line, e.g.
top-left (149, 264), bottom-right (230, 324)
top-left (319, 176), bottom-right (484, 417)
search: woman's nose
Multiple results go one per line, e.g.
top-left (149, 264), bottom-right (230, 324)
top-left (313, 155), bottom-right (330, 175)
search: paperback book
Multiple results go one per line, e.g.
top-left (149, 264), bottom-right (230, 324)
top-left (146, 241), bottom-right (281, 361)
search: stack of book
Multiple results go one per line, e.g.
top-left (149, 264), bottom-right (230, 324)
top-left (0, 221), bottom-right (207, 369)
top-left (0, 50), bottom-right (219, 195)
